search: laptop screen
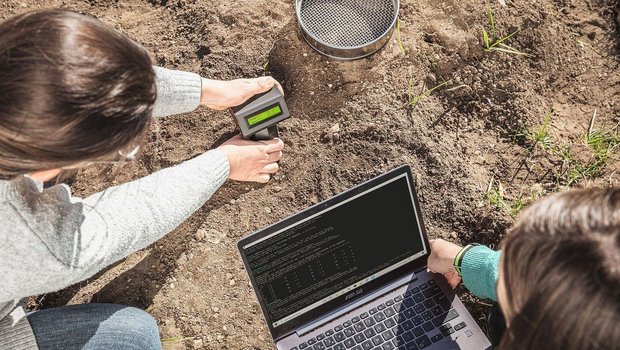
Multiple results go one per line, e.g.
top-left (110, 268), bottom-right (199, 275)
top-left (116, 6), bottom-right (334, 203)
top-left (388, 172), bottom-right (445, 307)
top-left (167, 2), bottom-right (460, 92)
top-left (241, 172), bottom-right (427, 328)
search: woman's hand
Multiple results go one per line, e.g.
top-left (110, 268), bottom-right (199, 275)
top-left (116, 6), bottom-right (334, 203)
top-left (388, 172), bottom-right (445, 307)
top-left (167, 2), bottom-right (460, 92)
top-left (428, 239), bottom-right (463, 289)
top-left (217, 135), bottom-right (284, 183)
top-left (201, 76), bottom-right (284, 110)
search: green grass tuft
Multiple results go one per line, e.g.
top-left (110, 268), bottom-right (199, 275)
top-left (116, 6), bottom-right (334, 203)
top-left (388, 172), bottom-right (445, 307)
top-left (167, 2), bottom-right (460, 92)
top-left (486, 178), bottom-right (540, 217)
top-left (514, 110), bottom-right (554, 151)
top-left (407, 79), bottom-right (451, 107)
top-left (481, 2), bottom-right (528, 56)
top-left (521, 109), bottom-right (620, 186)
top-left (528, 110), bottom-right (554, 150)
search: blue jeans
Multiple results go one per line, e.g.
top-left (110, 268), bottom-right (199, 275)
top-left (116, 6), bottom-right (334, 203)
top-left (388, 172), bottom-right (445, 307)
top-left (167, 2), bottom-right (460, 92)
top-left (27, 303), bottom-right (161, 350)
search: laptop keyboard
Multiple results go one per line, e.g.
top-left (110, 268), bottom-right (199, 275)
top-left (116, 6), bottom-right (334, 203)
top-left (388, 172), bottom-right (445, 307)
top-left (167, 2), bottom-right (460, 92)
top-left (293, 280), bottom-right (466, 350)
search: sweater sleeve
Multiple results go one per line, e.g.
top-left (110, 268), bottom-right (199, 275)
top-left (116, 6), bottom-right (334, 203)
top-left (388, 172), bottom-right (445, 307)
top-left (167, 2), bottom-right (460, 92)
top-left (0, 150), bottom-right (229, 303)
top-left (152, 66), bottom-right (202, 118)
top-left (461, 245), bottom-right (501, 301)
top-left (74, 149), bottom-right (229, 273)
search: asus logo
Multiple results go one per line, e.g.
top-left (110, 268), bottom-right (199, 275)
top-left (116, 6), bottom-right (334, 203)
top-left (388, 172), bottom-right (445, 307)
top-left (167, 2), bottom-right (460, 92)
top-left (345, 288), bottom-right (363, 301)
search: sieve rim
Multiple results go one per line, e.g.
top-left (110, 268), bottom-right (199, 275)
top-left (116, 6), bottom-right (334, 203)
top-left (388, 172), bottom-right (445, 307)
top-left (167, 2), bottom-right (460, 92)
top-left (295, 0), bottom-right (400, 60)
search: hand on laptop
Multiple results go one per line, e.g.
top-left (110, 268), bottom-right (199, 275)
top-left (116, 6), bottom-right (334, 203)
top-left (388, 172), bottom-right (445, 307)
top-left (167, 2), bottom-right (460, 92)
top-left (217, 135), bottom-right (284, 183)
top-left (428, 239), bottom-right (462, 289)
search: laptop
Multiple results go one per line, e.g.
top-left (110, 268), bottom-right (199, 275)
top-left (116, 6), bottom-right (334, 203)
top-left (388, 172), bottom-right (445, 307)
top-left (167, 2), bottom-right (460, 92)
top-left (237, 165), bottom-right (492, 350)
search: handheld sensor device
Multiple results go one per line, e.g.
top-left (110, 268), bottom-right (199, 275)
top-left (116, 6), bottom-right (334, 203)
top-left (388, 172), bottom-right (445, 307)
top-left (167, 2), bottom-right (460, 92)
top-left (231, 86), bottom-right (290, 140)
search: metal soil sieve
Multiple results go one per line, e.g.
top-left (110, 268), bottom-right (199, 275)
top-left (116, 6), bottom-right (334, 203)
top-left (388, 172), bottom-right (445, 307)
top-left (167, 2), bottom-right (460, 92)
top-left (296, 0), bottom-right (400, 60)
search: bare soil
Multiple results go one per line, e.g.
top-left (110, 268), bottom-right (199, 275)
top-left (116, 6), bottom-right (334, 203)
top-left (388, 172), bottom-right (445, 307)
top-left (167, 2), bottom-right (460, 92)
top-left (3, 0), bottom-right (619, 349)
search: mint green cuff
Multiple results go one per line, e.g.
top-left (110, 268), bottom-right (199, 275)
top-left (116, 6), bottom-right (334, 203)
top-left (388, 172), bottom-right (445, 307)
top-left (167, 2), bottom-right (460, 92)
top-left (461, 245), bottom-right (501, 301)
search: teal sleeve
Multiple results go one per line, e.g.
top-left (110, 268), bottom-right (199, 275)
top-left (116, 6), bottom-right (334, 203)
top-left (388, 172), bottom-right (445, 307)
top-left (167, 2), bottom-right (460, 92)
top-left (461, 245), bottom-right (501, 301)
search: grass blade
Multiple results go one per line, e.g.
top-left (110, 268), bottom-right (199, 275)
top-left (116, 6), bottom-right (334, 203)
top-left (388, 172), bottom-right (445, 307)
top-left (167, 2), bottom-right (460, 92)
top-left (483, 28), bottom-right (490, 49)
top-left (490, 45), bottom-right (528, 55)
top-left (487, 1), bottom-right (496, 38)
top-left (396, 18), bottom-right (406, 54)
top-left (408, 80), bottom-right (451, 107)
top-left (489, 30), bottom-right (519, 48)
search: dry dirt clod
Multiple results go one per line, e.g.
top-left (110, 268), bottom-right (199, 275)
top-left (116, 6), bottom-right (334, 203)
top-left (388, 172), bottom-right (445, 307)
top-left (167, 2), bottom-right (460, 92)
top-left (329, 123), bottom-right (340, 134)
top-left (195, 229), bottom-right (206, 241)
top-left (193, 338), bottom-right (204, 349)
top-left (323, 123), bottom-right (341, 142)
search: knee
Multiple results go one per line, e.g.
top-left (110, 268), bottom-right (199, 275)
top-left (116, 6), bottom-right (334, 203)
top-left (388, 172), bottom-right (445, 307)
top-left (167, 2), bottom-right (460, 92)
top-left (29, 304), bottom-right (162, 350)
top-left (103, 306), bottom-right (161, 349)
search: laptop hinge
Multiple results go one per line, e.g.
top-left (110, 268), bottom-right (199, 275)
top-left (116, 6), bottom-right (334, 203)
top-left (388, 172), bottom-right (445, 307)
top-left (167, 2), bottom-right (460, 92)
top-left (294, 272), bottom-right (418, 337)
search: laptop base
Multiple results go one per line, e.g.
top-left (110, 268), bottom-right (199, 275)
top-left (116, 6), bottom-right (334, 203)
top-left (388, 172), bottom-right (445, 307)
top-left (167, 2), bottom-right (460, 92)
top-left (277, 270), bottom-right (491, 350)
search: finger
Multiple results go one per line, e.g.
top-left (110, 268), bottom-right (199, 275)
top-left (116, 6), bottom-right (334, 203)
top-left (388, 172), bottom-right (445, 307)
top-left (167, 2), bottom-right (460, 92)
top-left (263, 138), bottom-right (285, 153)
top-left (254, 173), bottom-right (271, 183)
top-left (260, 162), bottom-right (279, 174)
top-left (267, 150), bottom-right (283, 163)
top-left (446, 272), bottom-right (461, 289)
top-left (255, 76), bottom-right (277, 93)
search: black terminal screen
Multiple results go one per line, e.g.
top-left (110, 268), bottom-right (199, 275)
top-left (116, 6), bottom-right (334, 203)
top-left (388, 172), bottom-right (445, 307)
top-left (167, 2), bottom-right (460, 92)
top-left (242, 175), bottom-right (426, 327)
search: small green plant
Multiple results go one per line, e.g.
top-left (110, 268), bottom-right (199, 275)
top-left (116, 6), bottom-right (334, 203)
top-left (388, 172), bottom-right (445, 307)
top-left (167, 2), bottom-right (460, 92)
top-left (566, 111), bottom-right (620, 184)
top-left (161, 337), bottom-right (181, 343)
top-left (576, 39), bottom-right (603, 56)
top-left (487, 178), bottom-right (544, 217)
top-left (527, 110), bottom-right (554, 150)
top-left (262, 60), bottom-right (269, 73)
top-left (396, 19), bottom-right (406, 54)
top-left (161, 336), bottom-right (201, 347)
top-left (482, 2), bottom-right (527, 56)
top-left (486, 179), bottom-right (531, 217)
top-left (514, 110), bottom-right (554, 151)
top-left (407, 79), bottom-right (451, 107)
top-left (585, 110), bottom-right (619, 164)
top-left (551, 143), bottom-right (594, 186)
top-left (552, 111), bottom-right (618, 186)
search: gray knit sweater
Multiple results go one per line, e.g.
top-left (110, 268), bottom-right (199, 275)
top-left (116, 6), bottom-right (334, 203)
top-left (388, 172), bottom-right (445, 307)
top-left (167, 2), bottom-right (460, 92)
top-left (0, 67), bottom-right (230, 349)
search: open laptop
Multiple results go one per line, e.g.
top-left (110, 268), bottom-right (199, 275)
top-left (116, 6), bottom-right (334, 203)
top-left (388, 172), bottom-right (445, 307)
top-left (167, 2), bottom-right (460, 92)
top-left (238, 165), bottom-right (492, 350)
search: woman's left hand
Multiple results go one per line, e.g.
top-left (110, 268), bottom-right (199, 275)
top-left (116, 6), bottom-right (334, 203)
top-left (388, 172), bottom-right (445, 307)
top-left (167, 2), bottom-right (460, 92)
top-left (200, 76), bottom-right (283, 110)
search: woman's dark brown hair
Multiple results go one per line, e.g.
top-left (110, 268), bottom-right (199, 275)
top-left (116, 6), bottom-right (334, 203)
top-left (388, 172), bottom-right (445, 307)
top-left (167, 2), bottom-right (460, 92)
top-left (0, 9), bottom-right (156, 178)
top-left (499, 188), bottom-right (620, 349)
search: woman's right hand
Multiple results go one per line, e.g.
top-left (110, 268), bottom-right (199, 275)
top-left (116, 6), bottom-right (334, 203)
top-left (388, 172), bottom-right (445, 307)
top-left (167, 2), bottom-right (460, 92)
top-left (217, 135), bottom-right (284, 183)
top-left (428, 239), bottom-right (463, 289)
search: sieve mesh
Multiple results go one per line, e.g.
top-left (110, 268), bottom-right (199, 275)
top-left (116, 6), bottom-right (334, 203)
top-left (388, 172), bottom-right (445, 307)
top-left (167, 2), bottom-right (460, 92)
top-left (299, 0), bottom-right (396, 48)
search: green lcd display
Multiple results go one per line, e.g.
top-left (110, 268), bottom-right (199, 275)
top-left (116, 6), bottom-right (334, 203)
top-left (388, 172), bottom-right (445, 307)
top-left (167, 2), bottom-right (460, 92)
top-left (246, 104), bottom-right (282, 127)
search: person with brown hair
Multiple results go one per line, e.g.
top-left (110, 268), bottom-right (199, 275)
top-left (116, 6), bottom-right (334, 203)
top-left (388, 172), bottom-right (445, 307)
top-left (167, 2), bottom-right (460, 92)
top-left (0, 9), bottom-right (285, 350)
top-left (429, 188), bottom-right (620, 349)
